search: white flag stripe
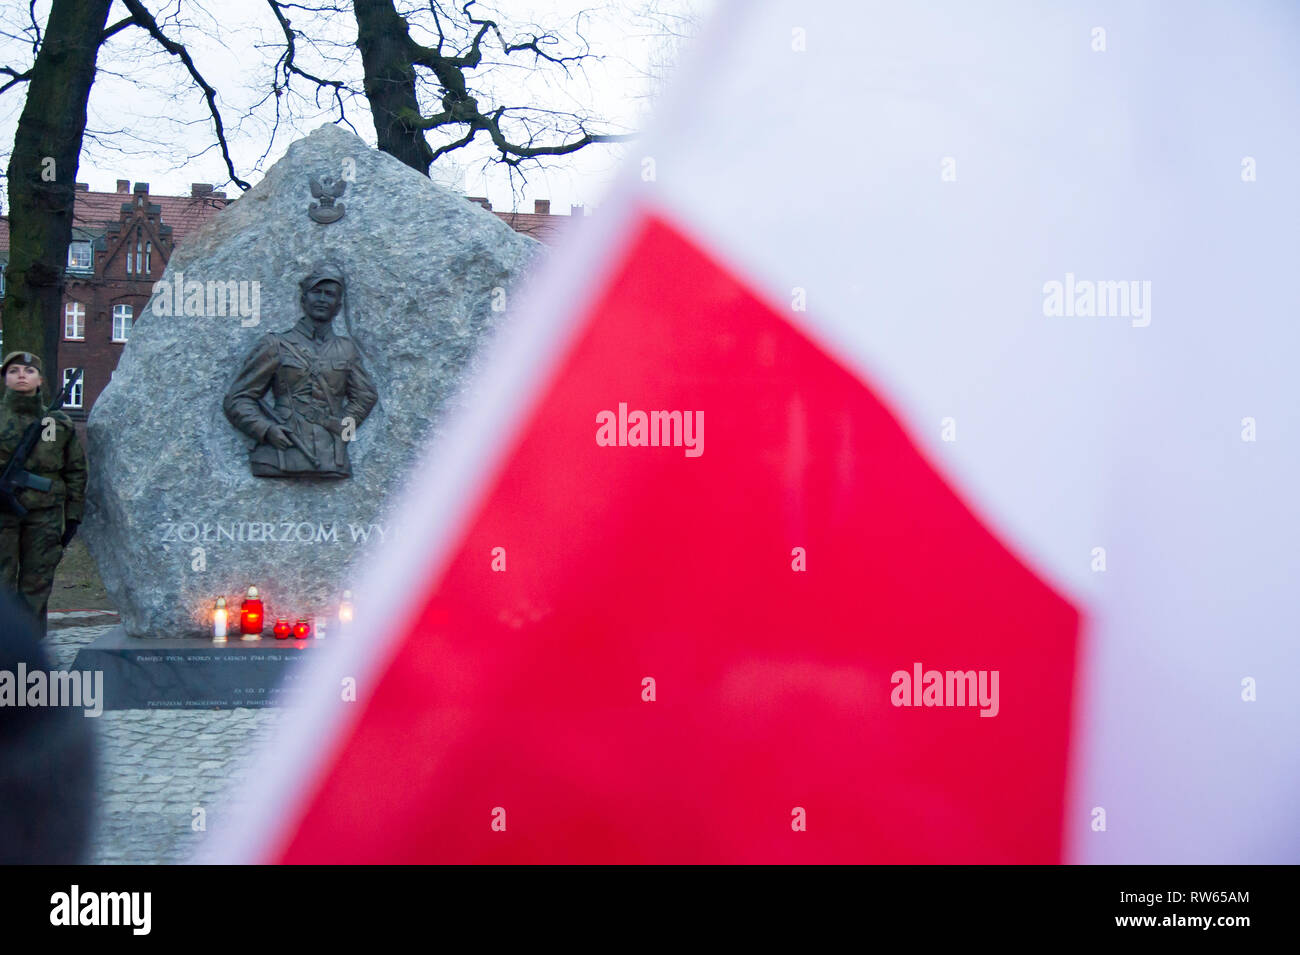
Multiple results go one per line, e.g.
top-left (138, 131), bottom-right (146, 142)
top-left (632, 0), bottom-right (1300, 861)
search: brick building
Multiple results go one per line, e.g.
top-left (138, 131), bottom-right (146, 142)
top-left (0, 181), bottom-right (579, 419)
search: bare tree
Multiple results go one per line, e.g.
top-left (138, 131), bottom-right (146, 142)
top-left (346, 0), bottom-right (633, 176)
top-left (3, 0), bottom-right (114, 366)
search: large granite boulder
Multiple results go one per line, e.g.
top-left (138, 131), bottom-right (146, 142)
top-left (84, 124), bottom-right (540, 637)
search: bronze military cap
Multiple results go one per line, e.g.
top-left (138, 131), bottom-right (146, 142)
top-left (298, 264), bottom-right (346, 293)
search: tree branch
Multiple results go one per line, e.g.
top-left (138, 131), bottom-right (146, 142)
top-left (461, 1), bottom-right (587, 73)
top-left (0, 65), bottom-right (31, 96)
top-left (25, 0), bottom-right (41, 56)
top-left (474, 108), bottom-right (633, 165)
top-left (427, 124), bottom-right (478, 163)
top-left (119, 0), bottom-right (250, 190)
top-left (101, 16), bottom-right (134, 43)
top-left (266, 0), bottom-right (348, 95)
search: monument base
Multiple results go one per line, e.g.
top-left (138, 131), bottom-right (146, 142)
top-left (70, 627), bottom-right (320, 710)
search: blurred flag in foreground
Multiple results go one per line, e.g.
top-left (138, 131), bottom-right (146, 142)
top-left (218, 0), bottom-right (1300, 863)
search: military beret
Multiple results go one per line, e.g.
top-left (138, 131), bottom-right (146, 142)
top-left (1, 351), bottom-right (42, 375)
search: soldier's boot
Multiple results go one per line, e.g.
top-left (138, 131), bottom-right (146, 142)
top-left (18, 511), bottom-right (64, 638)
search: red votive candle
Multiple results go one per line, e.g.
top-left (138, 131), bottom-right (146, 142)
top-left (240, 586), bottom-right (264, 636)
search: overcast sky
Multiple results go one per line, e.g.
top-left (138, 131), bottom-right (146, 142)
top-left (0, 0), bottom-right (711, 213)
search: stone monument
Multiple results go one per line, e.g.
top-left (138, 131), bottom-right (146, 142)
top-left (82, 123), bottom-right (541, 639)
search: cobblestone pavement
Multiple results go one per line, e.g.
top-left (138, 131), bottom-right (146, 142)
top-left (45, 624), bottom-right (285, 864)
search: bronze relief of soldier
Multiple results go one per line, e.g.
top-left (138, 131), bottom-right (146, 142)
top-left (223, 265), bottom-right (377, 478)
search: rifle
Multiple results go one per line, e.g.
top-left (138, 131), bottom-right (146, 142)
top-left (282, 426), bottom-right (321, 470)
top-left (263, 401), bottom-right (322, 470)
top-left (0, 369), bottom-right (82, 519)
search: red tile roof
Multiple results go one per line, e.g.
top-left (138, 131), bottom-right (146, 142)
top-left (0, 186), bottom-right (229, 256)
top-left (492, 210), bottom-right (576, 244)
top-left (68, 189), bottom-right (229, 245)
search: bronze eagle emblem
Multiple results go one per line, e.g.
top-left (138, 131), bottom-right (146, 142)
top-left (308, 176), bottom-right (347, 224)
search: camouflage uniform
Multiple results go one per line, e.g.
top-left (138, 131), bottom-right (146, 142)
top-left (0, 385), bottom-right (87, 636)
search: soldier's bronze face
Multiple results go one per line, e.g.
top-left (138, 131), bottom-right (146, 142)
top-left (3, 363), bottom-right (41, 395)
top-left (302, 280), bottom-right (343, 324)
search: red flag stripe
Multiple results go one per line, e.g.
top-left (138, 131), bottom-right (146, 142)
top-left (266, 211), bottom-right (1081, 863)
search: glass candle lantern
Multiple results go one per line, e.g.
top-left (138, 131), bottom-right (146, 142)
top-left (213, 597), bottom-right (228, 639)
top-left (240, 586), bottom-right (264, 637)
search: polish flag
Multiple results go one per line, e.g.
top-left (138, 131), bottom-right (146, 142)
top-left (217, 1), bottom-right (1300, 863)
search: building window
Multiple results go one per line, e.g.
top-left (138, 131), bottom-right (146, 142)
top-left (67, 240), bottom-right (92, 271)
top-left (135, 237), bottom-right (143, 275)
top-left (112, 304), bottom-right (133, 342)
top-left (145, 241), bottom-right (152, 275)
top-left (64, 301), bottom-right (85, 340)
top-left (62, 369), bottom-right (84, 409)
top-left (0, 262), bottom-right (6, 295)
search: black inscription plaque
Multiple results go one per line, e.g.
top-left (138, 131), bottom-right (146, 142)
top-left (70, 628), bottom-right (319, 710)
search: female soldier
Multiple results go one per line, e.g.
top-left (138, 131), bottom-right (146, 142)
top-left (0, 352), bottom-right (87, 636)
